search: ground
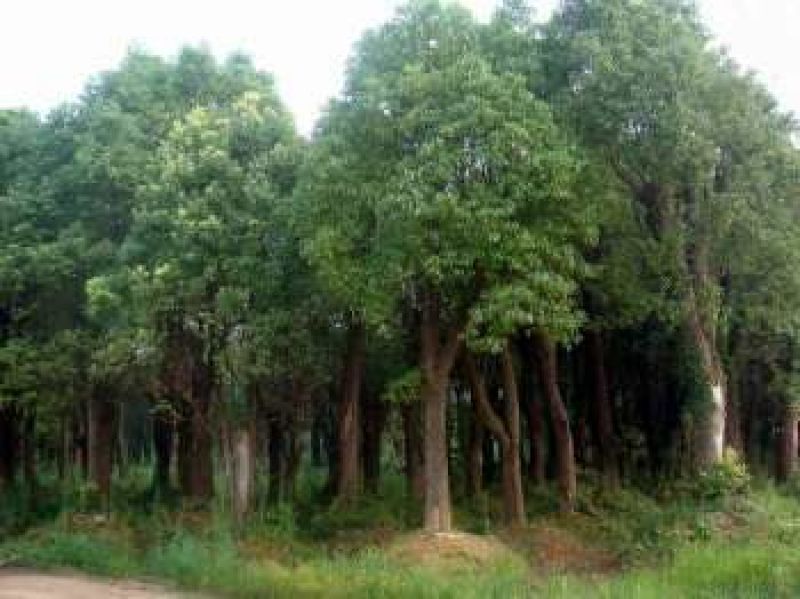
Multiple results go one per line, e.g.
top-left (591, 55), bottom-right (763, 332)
top-left (0, 570), bottom-right (187, 599)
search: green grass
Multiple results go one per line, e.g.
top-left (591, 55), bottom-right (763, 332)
top-left (3, 479), bottom-right (800, 597)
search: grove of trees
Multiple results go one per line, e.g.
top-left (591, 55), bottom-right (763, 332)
top-left (1, 0), bottom-right (799, 533)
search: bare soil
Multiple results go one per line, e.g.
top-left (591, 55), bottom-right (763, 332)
top-left (0, 570), bottom-right (191, 599)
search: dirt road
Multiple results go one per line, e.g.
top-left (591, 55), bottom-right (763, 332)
top-left (0, 570), bottom-right (193, 598)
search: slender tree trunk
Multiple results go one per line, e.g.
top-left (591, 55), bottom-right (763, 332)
top-left (231, 424), bottom-right (255, 524)
top-left (88, 388), bottom-right (115, 509)
top-left (190, 364), bottom-right (214, 501)
top-left (362, 392), bottom-right (387, 495)
top-left (777, 403), bottom-right (799, 483)
top-left (585, 330), bottom-right (620, 487)
top-left (0, 404), bottom-right (18, 490)
top-left (403, 403), bottom-right (424, 501)
top-left (22, 411), bottom-right (37, 510)
top-left (500, 345), bottom-right (526, 527)
top-left (466, 399), bottom-right (484, 497)
top-left (526, 387), bottom-right (546, 485)
top-left (267, 417), bottom-right (283, 504)
top-left (337, 323), bottom-right (366, 502)
top-left (463, 349), bottom-right (525, 527)
top-left (151, 407), bottom-right (174, 499)
top-left (532, 332), bottom-right (576, 513)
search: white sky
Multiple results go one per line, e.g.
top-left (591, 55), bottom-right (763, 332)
top-left (1, 1), bottom-right (798, 135)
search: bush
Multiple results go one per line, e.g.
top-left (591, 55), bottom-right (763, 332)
top-left (696, 449), bottom-right (751, 501)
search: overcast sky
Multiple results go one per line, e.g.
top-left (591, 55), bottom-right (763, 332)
top-left (1, 1), bottom-right (798, 135)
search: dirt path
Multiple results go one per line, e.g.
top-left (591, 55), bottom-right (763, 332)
top-left (0, 570), bottom-right (194, 598)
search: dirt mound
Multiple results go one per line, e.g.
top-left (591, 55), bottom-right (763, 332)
top-left (388, 532), bottom-right (520, 572)
top-left (524, 526), bottom-right (620, 575)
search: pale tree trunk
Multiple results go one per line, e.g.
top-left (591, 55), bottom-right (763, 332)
top-left (419, 294), bottom-right (463, 533)
top-left (231, 425), bottom-right (255, 524)
top-left (688, 293), bottom-right (726, 470)
top-left (337, 323), bottom-right (366, 502)
top-left (532, 332), bottom-right (577, 513)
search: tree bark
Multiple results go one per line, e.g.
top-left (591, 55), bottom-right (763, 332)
top-left (88, 388), bottom-right (115, 509)
top-left (466, 398), bottom-right (484, 497)
top-left (585, 330), bottom-right (620, 487)
top-left (532, 332), bottom-right (577, 513)
top-left (231, 424), bottom-right (255, 524)
top-left (777, 403), bottom-right (799, 483)
top-left (337, 323), bottom-right (366, 502)
top-left (151, 406), bottom-right (174, 500)
top-left (0, 404), bottom-right (18, 490)
top-left (402, 403), bottom-right (424, 501)
top-left (267, 416), bottom-right (283, 504)
top-left (362, 391), bottom-right (387, 495)
top-left (463, 348), bottom-right (525, 527)
top-left (688, 298), bottom-right (726, 470)
top-left (419, 296), bottom-right (463, 532)
top-left (500, 345), bottom-right (526, 527)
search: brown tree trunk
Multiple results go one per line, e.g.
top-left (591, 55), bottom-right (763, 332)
top-left (585, 330), bottom-right (619, 487)
top-left (362, 391), bottom-right (387, 495)
top-left (403, 403), bottom-right (424, 501)
top-left (88, 388), bottom-right (115, 509)
top-left (466, 399), bottom-right (484, 497)
top-left (777, 403), bottom-right (799, 483)
top-left (337, 323), bottom-right (366, 502)
top-left (463, 348), bottom-right (525, 527)
top-left (267, 417), bottom-right (283, 504)
top-left (151, 406), bottom-right (174, 499)
top-left (21, 411), bottom-right (37, 509)
top-left (419, 297), bottom-right (463, 533)
top-left (0, 404), bottom-right (18, 490)
top-left (526, 387), bottom-right (546, 486)
top-left (189, 364), bottom-right (214, 501)
top-left (532, 332), bottom-right (576, 513)
top-left (500, 345), bottom-right (526, 527)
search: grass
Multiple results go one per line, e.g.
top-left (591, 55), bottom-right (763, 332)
top-left (2, 471), bottom-right (800, 597)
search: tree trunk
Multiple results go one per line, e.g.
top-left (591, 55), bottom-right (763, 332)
top-left (463, 349), bottom-right (525, 527)
top-left (500, 345), bottom-right (526, 527)
top-left (231, 425), bottom-right (255, 524)
top-left (190, 365), bottom-right (214, 501)
top-left (532, 332), bottom-right (576, 513)
top-left (362, 392), bottom-right (387, 495)
top-left (88, 389), bottom-right (115, 509)
top-left (777, 403), bottom-right (799, 483)
top-left (422, 376), bottom-right (451, 532)
top-left (526, 387), bottom-right (546, 486)
top-left (22, 411), bottom-right (37, 510)
top-left (688, 300), bottom-right (726, 470)
top-left (419, 297), bottom-right (463, 532)
top-left (337, 323), bottom-right (366, 502)
top-left (585, 330), bottom-right (619, 487)
top-left (466, 400), bottom-right (484, 497)
top-left (267, 417), bottom-right (283, 504)
top-left (0, 404), bottom-right (18, 490)
top-left (403, 403), bottom-right (424, 501)
top-left (151, 407), bottom-right (174, 500)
